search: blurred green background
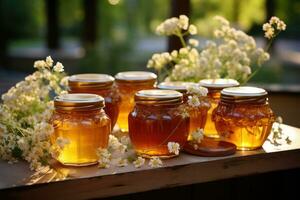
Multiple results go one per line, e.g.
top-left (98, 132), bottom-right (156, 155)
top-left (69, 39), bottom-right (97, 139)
top-left (0, 0), bottom-right (299, 81)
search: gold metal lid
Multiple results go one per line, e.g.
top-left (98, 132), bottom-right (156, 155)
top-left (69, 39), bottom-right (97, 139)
top-left (135, 89), bottom-right (183, 105)
top-left (157, 81), bottom-right (197, 92)
top-left (115, 71), bottom-right (157, 83)
top-left (221, 86), bottom-right (268, 104)
top-left (68, 74), bottom-right (114, 89)
top-left (54, 93), bottom-right (105, 111)
top-left (199, 79), bottom-right (239, 88)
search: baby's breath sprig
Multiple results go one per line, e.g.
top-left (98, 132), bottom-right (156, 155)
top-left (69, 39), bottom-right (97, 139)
top-left (0, 56), bottom-right (67, 170)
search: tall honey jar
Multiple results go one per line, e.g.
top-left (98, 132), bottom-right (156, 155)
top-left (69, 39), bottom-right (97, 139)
top-left (199, 79), bottom-right (239, 138)
top-left (213, 87), bottom-right (275, 150)
top-left (128, 89), bottom-right (190, 158)
top-left (157, 82), bottom-right (210, 138)
top-left (68, 74), bottom-right (120, 129)
top-left (115, 71), bottom-right (157, 132)
top-left (51, 93), bottom-right (111, 166)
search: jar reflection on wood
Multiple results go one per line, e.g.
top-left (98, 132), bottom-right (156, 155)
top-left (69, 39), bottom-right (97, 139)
top-left (115, 71), bottom-right (157, 132)
top-left (128, 90), bottom-right (189, 158)
top-left (199, 79), bottom-right (239, 138)
top-left (51, 94), bottom-right (111, 166)
top-left (213, 87), bottom-right (275, 150)
top-left (68, 74), bottom-right (120, 129)
top-left (157, 82), bottom-right (210, 138)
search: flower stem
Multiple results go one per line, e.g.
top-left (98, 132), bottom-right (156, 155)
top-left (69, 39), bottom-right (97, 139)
top-left (176, 31), bottom-right (186, 48)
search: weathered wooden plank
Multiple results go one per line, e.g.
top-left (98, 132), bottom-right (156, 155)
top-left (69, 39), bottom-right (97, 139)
top-left (0, 124), bottom-right (300, 199)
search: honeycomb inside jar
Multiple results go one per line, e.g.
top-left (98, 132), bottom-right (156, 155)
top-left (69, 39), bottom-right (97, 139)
top-left (213, 87), bottom-right (275, 150)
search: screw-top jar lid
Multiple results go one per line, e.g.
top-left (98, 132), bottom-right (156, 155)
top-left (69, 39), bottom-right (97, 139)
top-left (199, 79), bottom-right (239, 88)
top-left (157, 81), bottom-right (198, 92)
top-left (221, 86), bottom-right (268, 104)
top-left (221, 86), bottom-right (267, 97)
top-left (54, 93), bottom-right (105, 111)
top-left (135, 89), bottom-right (183, 105)
top-left (68, 74), bottom-right (114, 89)
top-left (115, 71), bottom-right (157, 83)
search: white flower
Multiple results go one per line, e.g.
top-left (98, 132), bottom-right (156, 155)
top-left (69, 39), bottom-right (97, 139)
top-left (133, 156), bottom-right (145, 168)
top-left (149, 157), bottom-right (163, 168)
top-left (187, 84), bottom-right (208, 96)
top-left (188, 25), bottom-right (197, 35)
top-left (96, 148), bottom-right (111, 168)
top-left (117, 158), bottom-right (128, 167)
top-left (178, 15), bottom-right (189, 30)
top-left (56, 137), bottom-right (70, 149)
top-left (188, 39), bottom-right (199, 47)
top-left (187, 95), bottom-right (201, 107)
top-left (46, 56), bottom-right (54, 67)
top-left (167, 142), bottom-right (180, 155)
top-left (214, 16), bottom-right (230, 26)
top-left (34, 60), bottom-right (47, 69)
top-left (276, 116), bottom-right (283, 124)
top-left (53, 62), bottom-right (64, 72)
top-left (191, 128), bottom-right (204, 143)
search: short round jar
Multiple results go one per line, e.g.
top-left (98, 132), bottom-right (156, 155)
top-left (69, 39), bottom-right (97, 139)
top-left (128, 89), bottom-right (189, 158)
top-left (158, 81), bottom-right (210, 138)
top-left (51, 93), bottom-right (111, 166)
top-left (199, 79), bottom-right (239, 138)
top-left (213, 86), bottom-right (275, 150)
top-left (115, 71), bottom-right (157, 132)
top-left (68, 74), bottom-right (120, 129)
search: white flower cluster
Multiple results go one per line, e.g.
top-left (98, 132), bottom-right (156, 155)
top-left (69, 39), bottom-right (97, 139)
top-left (191, 128), bottom-right (204, 144)
top-left (186, 84), bottom-right (208, 108)
top-left (156, 15), bottom-right (197, 36)
top-left (0, 56), bottom-right (66, 170)
top-left (263, 16), bottom-right (286, 39)
top-left (148, 15), bottom-right (285, 83)
top-left (167, 142), bottom-right (180, 155)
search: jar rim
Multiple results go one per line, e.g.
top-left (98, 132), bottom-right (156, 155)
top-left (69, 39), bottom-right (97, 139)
top-left (157, 81), bottom-right (198, 92)
top-left (54, 93), bottom-right (105, 111)
top-left (221, 86), bottom-right (267, 97)
top-left (115, 71), bottom-right (157, 83)
top-left (68, 74), bottom-right (114, 89)
top-left (199, 79), bottom-right (239, 88)
top-left (135, 89), bottom-right (182, 105)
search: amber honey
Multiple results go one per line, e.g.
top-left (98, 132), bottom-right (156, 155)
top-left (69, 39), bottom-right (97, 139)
top-left (199, 79), bottom-right (239, 138)
top-left (115, 71), bottom-right (157, 132)
top-left (68, 74), bottom-right (120, 129)
top-left (51, 94), bottom-right (111, 166)
top-left (158, 82), bottom-right (210, 139)
top-left (213, 87), bottom-right (275, 150)
top-left (128, 90), bottom-right (189, 158)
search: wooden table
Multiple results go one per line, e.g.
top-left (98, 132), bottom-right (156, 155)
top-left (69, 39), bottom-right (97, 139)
top-left (0, 124), bottom-right (300, 199)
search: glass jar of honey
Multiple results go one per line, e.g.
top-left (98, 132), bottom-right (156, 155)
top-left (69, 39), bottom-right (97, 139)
top-left (128, 89), bottom-right (190, 158)
top-left (68, 74), bottom-right (120, 129)
top-left (115, 71), bottom-right (157, 132)
top-left (51, 93), bottom-right (111, 166)
top-left (213, 87), bottom-right (275, 150)
top-left (157, 82), bottom-right (210, 138)
top-left (199, 79), bottom-right (239, 138)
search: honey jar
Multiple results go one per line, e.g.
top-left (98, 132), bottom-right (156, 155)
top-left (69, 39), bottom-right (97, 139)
top-left (68, 74), bottom-right (120, 129)
top-left (157, 82), bottom-right (210, 138)
top-left (51, 93), bottom-right (111, 166)
top-left (199, 79), bottom-right (239, 138)
top-left (128, 89), bottom-right (190, 158)
top-left (213, 87), bottom-right (275, 150)
top-left (115, 71), bottom-right (157, 132)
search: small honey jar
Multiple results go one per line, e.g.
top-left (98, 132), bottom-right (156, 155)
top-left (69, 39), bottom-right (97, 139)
top-left (68, 74), bottom-right (120, 129)
top-left (199, 79), bottom-right (239, 138)
top-left (51, 93), bottom-right (111, 166)
top-left (115, 71), bottom-right (157, 132)
top-left (213, 86), bottom-right (275, 150)
top-left (128, 89), bottom-right (190, 158)
top-left (157, 82), bottom-right (210, 138)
